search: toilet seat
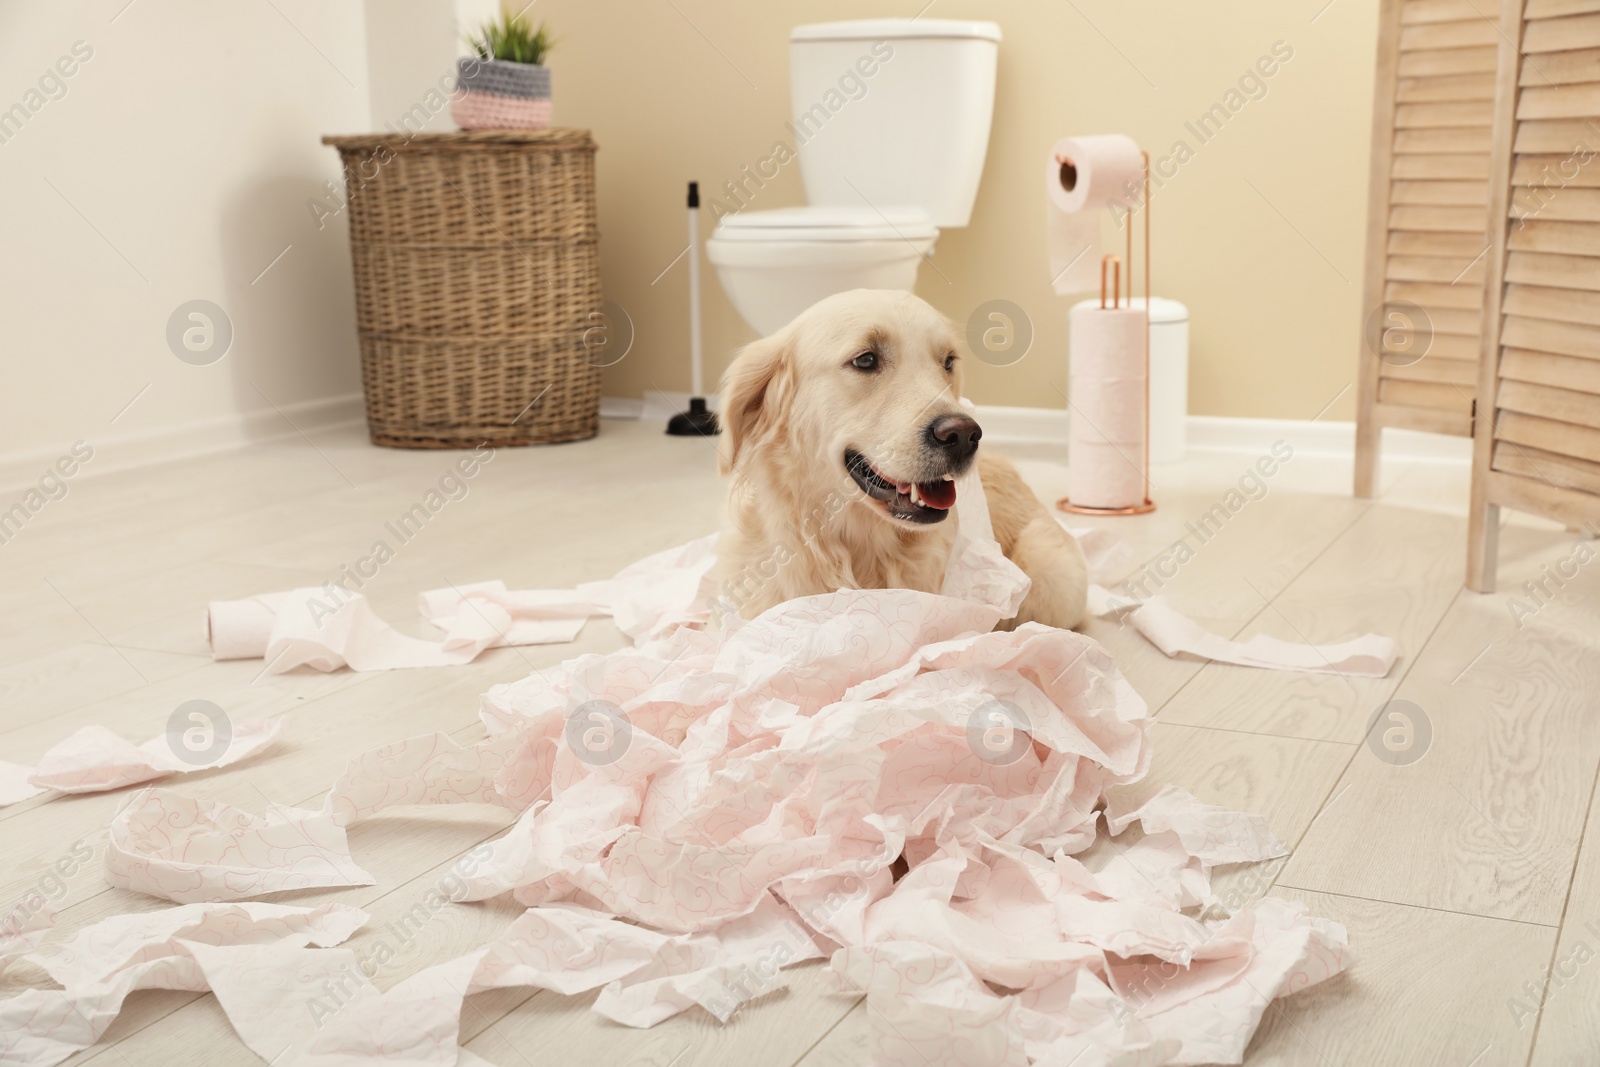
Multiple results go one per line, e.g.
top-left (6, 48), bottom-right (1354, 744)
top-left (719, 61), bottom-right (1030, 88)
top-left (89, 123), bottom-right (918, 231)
top-left (711, 205), bottom-right (936, 243)
top-left (706, 206), bottom-right (938, 334)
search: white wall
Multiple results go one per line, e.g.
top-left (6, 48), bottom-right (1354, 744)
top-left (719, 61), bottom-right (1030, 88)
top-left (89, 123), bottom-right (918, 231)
top-left (0, 0), bottom-right (484, 485)
top-left (364, 0), bottom-right (498, 134)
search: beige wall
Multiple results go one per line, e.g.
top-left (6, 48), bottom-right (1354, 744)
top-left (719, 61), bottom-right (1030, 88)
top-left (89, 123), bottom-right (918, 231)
top-left (535, 0), bottom-right (1380, 420)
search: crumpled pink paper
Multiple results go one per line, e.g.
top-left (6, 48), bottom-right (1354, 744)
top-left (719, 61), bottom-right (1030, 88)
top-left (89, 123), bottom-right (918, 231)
top-left (101, 732), bottom-right (543, 904)
top-left (0, 717), bottom-right (283, 808)
top-left (188, 896), bottom-right (823, 1065)
top-left (0, 901), bottom-right (367, 1066)
top-left (105, 788), bottom-right (376, 903)
top-left (1106, 785), bottom-right (1286, 869)
top-left (81, 469), bottom-right (1352, 1064)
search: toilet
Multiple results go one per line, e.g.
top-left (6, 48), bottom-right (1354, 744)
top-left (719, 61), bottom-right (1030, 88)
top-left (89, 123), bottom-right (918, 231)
top-left (706, 19), bottom-right (1002, 336)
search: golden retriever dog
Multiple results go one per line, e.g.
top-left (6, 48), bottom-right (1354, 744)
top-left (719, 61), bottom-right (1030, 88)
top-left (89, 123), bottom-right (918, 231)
top-left (713, 288), bottom-right (1087, 630)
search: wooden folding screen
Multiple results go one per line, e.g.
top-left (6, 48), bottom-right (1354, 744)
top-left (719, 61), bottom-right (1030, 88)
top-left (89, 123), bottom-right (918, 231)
top-left (1467, 0), bottom-right (1600, 590)
top-left (1354, 0), bottom-right (1499, 497)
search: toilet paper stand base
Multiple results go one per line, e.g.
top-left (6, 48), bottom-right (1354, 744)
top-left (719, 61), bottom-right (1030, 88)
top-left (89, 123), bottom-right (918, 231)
top-left (1056, 497), bottom-right (1156, 516)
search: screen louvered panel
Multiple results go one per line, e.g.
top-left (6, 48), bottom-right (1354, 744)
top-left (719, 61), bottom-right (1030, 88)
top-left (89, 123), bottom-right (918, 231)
top-left (1356, 0), bottom-right (1498, 496)
top-left (1467, 0), bottom-right (1600, 590)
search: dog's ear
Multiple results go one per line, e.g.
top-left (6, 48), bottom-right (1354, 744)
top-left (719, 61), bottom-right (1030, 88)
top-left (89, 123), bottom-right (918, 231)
top-left (718, 329), bottom-right (792, 475)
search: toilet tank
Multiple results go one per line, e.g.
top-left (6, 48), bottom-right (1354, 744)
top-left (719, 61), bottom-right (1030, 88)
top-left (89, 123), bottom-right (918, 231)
top-left (789, 19), bottom-right (1000, 228)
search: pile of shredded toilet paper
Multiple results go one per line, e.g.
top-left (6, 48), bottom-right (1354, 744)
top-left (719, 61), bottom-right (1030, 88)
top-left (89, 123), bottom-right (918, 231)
top-left (0, 472), bottom-right (1356, 1066)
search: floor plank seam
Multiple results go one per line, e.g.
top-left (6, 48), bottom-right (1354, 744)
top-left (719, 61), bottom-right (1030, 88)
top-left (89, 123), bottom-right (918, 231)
top-left (0, 649), bottom-right (384, 753)
top-left (1519, 740), bottom-right (1600, 1067)
top-left (1288, 576), bottom-right (1463, 848)
top-left (1155, 721), bottom-right (1361, 746)
top-left (786, 994), bottom-right (867, 1067)
top-left (1271, 882), bottom-right (1561, 929)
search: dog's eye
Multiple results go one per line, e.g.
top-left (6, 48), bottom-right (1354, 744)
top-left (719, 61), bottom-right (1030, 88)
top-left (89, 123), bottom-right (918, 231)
top-left (851, 352), bottom-right (879, 372)
top-left (944, 353), bottom-right (957, 373)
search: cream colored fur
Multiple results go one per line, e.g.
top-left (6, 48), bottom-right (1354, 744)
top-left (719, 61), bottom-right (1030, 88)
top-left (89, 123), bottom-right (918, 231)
top-left (712, 289), bottom-right (1087, 630)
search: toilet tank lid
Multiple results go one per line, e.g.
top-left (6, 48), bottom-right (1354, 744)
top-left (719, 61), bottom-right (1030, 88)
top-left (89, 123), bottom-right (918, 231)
top-left (791, 19), bottom-right (1002, 43)
top-left (714, 205), bottom-right (937, 242)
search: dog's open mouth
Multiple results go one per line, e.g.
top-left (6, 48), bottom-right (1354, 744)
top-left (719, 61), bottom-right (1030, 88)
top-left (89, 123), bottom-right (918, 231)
top-left (844, 449), bottom-right (957, 524)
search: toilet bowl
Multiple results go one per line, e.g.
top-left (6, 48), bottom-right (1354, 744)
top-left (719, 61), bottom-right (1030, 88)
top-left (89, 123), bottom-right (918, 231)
top-left (705, 206), bottom-right (936, 336)
top-left (706, 18), bottom-right (1000, 336)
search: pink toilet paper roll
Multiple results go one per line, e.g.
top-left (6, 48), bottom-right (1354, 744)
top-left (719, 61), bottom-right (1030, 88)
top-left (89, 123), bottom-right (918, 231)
top-left (1070, 379), bottom-right (1146, 444)
top-left (1045, 134), bottom-right (1145, 295)
top-left (1068, 304), bottom-right (1147, 509)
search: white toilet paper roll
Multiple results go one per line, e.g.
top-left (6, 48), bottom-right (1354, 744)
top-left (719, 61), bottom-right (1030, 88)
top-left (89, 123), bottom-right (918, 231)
top-left (1045, 134), bottom-right (1145, 295)
top-left (207, 593), bottom-right (288, 660)
top-left (1069, 304), bottom-right (1147, 509)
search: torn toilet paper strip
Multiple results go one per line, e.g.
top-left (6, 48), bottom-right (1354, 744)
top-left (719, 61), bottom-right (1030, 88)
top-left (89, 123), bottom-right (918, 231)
top-left (1058, 519), bottom-right (1399, 677)
top-left (205, 587), bottom-right (587, 672)
top-left (99, 731), bottom-right (534, 903)
top-left (205, 536), bottom-right (719, 674)
top-left (0, 717), bottom-right (283, 808)
top-left (0, 906), bottom-right (54, 974)
top-left (0, 901), bottom-right (368, 1067)
top-left (1085, 582), bottom-right (1400, 677)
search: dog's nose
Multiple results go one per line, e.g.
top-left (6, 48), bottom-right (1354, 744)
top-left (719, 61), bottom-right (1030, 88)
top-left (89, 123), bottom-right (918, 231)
top-left (925, 414), bottom-right (982, 460)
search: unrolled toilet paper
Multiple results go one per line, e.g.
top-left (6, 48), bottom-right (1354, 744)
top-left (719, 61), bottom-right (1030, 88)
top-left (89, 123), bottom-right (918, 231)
top-left (1068, 304), bottom-right (1147, 509)
top-left (1045, 134), bottom-right (1145, 295)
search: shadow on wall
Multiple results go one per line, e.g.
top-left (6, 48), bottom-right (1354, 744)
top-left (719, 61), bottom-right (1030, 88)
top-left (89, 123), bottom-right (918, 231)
top-left (217, 149), bottom-right (363, 442)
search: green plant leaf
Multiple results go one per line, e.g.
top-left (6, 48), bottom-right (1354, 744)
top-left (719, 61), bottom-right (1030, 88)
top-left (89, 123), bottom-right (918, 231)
top-left (465, 12), bottom-right (554, 65)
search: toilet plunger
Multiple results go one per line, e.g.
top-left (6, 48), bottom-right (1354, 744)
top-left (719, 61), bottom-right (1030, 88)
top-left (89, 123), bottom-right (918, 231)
top-left (667, 181), bottom-right (720, 436)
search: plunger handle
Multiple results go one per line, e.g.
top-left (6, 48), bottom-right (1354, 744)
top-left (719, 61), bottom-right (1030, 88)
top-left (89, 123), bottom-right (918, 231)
top-left (687, 181), bottom-right (703, 398)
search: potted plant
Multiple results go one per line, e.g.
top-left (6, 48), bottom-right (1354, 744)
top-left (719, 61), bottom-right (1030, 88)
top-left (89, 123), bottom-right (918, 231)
top-left (451, 14), bottom-right (555, 130)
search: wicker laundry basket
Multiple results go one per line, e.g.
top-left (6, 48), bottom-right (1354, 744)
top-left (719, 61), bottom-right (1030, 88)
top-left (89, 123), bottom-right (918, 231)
top-left (322, 129), bottom-right (602, 448)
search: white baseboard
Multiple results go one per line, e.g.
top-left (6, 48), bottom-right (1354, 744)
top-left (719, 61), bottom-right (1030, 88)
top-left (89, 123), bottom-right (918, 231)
top-left (0, 392), bottom-right (367, 495)
top-left (973, 405), bottom-right (1472, 464)
top-left (603, 392), bottom-right (724, 424)
top-left (599, 396), bottom-right (1473, 465)
top-left (599, 396), bottom-right (645, 420)
top-left (1186, 414), bottom-right (1470, 462)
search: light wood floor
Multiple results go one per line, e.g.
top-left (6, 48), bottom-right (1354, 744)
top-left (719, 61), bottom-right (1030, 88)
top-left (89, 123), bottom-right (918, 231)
top-left (2, 418), bottom-right (1597, 1066)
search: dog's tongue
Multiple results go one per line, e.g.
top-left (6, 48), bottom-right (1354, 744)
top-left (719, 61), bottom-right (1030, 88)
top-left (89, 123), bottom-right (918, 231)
top-left (918, 479), bottom-right (957, 510)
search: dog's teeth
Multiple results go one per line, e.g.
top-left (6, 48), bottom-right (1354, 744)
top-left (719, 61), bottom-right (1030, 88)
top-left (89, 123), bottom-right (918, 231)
top-left (942, 474), bottom-right (955, 482)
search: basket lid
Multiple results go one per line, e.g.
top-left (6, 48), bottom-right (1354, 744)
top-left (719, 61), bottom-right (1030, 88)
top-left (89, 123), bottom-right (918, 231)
top-left (321, 129), bottom-right (594, 151)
